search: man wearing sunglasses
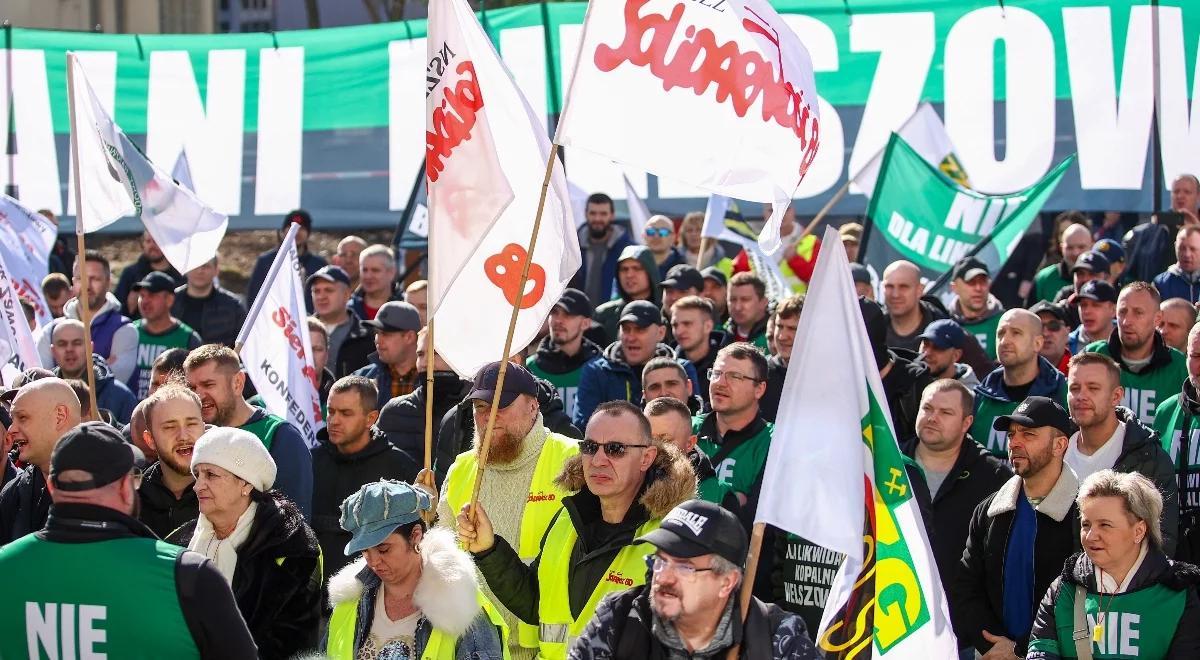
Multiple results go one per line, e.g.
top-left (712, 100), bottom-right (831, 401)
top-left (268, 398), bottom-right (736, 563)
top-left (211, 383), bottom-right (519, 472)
top-left (459, 401), bottom-right (695, 660)
top-left (569, 499), bottom-right (818, 659)
top-left (1031, 301), bottom-right (1072, 376)
top-left (644, 215), bottom-right (686, 278)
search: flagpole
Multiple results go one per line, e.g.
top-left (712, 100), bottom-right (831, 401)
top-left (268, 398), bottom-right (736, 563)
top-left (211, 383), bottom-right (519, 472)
top-left (697, 237), bottom-right (711, 269)
top-left (797, 180), bottom-right (850, 241)
top-left (64, 53), bottom-right (101, 421)
top-left (420, 317), bottom-right (436, 525)
top-left (725, 522), bottom-right (767, 660)
top-left (467, 144), bottom-right (560, 517)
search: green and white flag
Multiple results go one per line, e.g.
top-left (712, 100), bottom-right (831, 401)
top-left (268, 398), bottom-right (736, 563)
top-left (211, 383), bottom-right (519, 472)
top-left (757, 226), bottom-right (957, 656)
top-left (863, 133), bottom-right (1074, 286)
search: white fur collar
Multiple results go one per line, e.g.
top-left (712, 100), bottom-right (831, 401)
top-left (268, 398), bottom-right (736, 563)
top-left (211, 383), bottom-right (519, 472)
top-left (987, 465), bottom-right (1079, 522)
top-left (326, 527), bottom-right (481, 637)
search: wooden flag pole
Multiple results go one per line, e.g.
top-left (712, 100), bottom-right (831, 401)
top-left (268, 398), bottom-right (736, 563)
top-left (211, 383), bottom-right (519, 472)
top-left (697, 237), bottom-right (712, 270)
top-left (420, 318), bottom-right (436, 525)
top-left (725, 522), bottom-right (767, 660)
top-left (64, 53), bottom-right (101, 421)
top-left (467, 145), bottom-right (561, 517)
top-left (797, 179), bottom-right (850, 241)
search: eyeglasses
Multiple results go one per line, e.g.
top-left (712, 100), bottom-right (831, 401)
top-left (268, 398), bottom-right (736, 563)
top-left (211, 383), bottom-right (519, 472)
top-left (707, 369), bottom-right (761, 384)
top-left (645, 227), bottom-right (672, 238)
top-left (645, 554), bottom-right (715, 581)
top-left (1044, 321), bottom-right (1065, 332)
top-left (579, 439), bottom-right (653, 458)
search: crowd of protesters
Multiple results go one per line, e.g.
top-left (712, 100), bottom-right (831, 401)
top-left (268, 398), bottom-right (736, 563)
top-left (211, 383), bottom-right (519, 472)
top-left (4, 178), bottom-right (1200, 659)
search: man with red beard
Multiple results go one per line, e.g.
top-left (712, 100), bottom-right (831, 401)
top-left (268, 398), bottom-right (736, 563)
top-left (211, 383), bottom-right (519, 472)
top-left (137, 383), bottom-right (205, 539)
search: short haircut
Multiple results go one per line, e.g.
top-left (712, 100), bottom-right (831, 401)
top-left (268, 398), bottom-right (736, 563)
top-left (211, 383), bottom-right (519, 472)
top-left (920, 379), bottom-right (973, 417)
top-left (729, 272), bottom-right (766, 299)
top-left (1078, 469), bottom-right (1165, 550)
top-left (644, 396), bottom-right (692, 424)
top-left (642, 357), bottom-right (687, 384)
top-left (64, 379), bottom-right (92, 417)
top-left (1119, 281), bottom-right (1162, 306)
top-left (360, 244), bottom-right (396, 266)
top-left (406, 279), bottom-right (428, 294)
top-left (42, 272), bottom-right (71, 298)
top-left (143, 382), bottom-right (203, 428)
top-left (774, 294), bottom-right (805, 321)
top-left (152, 348), bottom-right (190, 378)
top-left (586, 192), bottom-right (615, 213)
top-left (183, 343), bottom-right (242, 376)
top-left (716, 342), bottom-right (768, 381)
top-left (329, 375), bottom-right (378, 412)
top-left (1162, 296), bottom-right (1198, 321)
top-left (1177, 225), bottom-right (1200, 243)
top-left (306, 316), bottom-right (329, 344)
top-left (670, 295), bottom-right (714, 317)
top-left (589, 400), bottom-right (653, 444)
top-left (1068, 351), bottom-right (1122, 388)
top-left (83, 249), bottom-right (110, 277)
top-left (1055, 210), bottom-right (1092, 232)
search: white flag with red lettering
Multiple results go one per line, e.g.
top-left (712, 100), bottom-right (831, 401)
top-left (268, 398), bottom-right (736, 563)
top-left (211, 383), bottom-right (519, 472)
top-left (428, 0), bottom-right (581, 378)
top-left (0, 249), bottom-right (43, 385)
top-left (0, 195), bottom-right (54, 327)
top-left (556, 0), bottom-right (821, 253)
top-left (236, 224), bottom-right (323, 448)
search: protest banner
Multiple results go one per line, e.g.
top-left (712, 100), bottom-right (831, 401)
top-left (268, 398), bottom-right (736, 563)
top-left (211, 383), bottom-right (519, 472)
top-left (0, 250), bottom-right (44, 385)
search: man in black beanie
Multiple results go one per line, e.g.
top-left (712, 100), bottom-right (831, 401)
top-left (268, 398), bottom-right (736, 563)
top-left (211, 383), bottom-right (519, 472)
top-left (859, 297), bottom-right (935, 440)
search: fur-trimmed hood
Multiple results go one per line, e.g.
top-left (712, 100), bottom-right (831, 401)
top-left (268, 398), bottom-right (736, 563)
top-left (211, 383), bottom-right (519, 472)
top-left (327, 527), bottom-right (482, 638)
top-left (987, 464), bottom-right (1079, 522)
top-left (552, 440), bottom-right (697, 519)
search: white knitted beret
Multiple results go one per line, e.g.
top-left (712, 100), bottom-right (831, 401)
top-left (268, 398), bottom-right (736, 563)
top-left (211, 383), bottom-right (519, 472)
top-left (190, 427), bottom-right (277, 492)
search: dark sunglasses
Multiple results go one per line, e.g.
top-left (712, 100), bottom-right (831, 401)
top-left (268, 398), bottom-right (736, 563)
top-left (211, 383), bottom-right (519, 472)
top-left (579, 439), bottom-right (653, 458)
top-left (644, 227), bottom-right (671, 238)
top-left (1044, 320), bottom-right (1065, 332)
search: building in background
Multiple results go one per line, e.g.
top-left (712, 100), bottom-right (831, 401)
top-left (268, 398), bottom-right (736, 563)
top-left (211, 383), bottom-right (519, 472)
top-left (217, 0), bottom-right (274, 33)
top-left (4, 0), bottom-right (216, 33)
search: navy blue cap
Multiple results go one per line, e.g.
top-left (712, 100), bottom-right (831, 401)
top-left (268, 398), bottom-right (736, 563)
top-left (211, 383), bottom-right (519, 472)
top-left (918, 319), bottom-right (967, 350)
top-left (468, 361), bottom-right (539, 408)
top-left (1072, 251), bottom-right (1110, 274)
top-left (1093, 239), bottom-right (1125, 263)
top-left (306, 265), bottom-right (352, 289)
top-left (1077, 280), bottom-right (1118, 304)
top-left (849, 263), bottom-right (872, 285)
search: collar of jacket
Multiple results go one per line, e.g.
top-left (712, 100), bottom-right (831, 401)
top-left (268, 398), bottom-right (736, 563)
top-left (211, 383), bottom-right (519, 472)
top-left (1167, 263), bottom-right (1200, 282)
top-left (555, 441), bottom-right (697, 521)
top-left (534, 334), bottom-right (603, 374)
top-left (987, 465), bottom-right (1079, 522)
top-left (1181, 377), bottom-right (1200, 414)
top-left (317, 426), bottom-right (394, 464)
top-left (976, 355), bottom-right (1065, 403)
top-left (1112, 406), bottom-right (1159, 462)
top-left (40, 502), bottom-right (157, 543)
top-left (1104, 327), bottom-right (1175, 372)
top-left (1062, 546), bottom-right (1188, 594)
top-left (326, 527), bottom-right (482, 637)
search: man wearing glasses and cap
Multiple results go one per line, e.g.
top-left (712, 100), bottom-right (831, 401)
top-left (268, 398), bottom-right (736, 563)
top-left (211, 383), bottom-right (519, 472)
top-left (0, 421), bottom-right (257, 657)
top-left (949, 256), bottom-right (1006, 361)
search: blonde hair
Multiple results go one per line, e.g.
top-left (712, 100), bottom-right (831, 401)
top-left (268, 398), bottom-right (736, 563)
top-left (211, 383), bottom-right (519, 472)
top-left (1078, 469), bottom-right (1164, 549)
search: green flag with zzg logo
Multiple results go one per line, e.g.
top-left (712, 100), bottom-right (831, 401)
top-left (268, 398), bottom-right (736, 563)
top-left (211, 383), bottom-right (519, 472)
top-left (863, 133), bottom-right (1074, 286)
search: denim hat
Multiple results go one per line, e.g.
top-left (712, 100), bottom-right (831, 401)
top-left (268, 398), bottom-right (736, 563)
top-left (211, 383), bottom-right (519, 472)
top-left (340, 480), bottom-right (432, 555)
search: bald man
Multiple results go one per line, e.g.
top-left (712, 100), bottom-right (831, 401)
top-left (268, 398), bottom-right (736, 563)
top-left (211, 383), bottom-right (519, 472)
top-left (0, 378), bottom-right (82, 543)
top-left (970, 309), bottom-right (1068, 457)
top-left (882, 261), bottom-right (937, 352)
top-left (1033, 221), bottom-right (1093, 303)
top-left (1159, 297), bottom-right (1198, 353)
top-left (644, 215), bottom-right (685, 277)
top-left (48, 319), bottom-right (138, 424)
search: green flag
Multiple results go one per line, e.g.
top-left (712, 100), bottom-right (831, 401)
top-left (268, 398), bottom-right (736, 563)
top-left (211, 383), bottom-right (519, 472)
top-left (863, 133), bottom-right (1075, 285)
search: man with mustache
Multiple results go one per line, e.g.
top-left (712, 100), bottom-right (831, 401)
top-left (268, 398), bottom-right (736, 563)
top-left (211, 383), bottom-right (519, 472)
top-left (951, 396), bottom-right (1080, 660)
top-left (568, 192), bottom-right (635, 308)
top-left (137, 383), bottom-right (205, 539)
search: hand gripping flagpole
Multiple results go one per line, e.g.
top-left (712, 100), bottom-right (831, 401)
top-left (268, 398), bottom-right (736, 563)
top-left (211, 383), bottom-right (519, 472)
top-left (467, 145), bottom-right (560, 518)
top-left (64, 53), bottom-right (102, 421)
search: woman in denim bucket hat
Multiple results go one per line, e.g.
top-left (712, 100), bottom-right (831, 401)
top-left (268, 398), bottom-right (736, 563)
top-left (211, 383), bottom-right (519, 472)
top-left (325, 479), bottom-right (509, 659)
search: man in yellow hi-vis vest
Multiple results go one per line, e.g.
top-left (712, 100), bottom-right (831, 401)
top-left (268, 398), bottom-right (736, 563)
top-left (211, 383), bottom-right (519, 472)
top-left (438, 361), bottom-right (580, 660)
top-left (457, 401), bottom-right (696, 660)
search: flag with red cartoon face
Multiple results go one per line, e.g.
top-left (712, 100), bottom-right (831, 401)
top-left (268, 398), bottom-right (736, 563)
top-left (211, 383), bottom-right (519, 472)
top-left (555, 0), bottom-right (821, 254)
top-left (427, 0), bottom-right (581, 378)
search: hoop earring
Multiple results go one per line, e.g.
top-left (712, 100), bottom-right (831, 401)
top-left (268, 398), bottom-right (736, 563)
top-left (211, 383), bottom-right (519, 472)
top-left (414, 543), bottom-right (421, 555)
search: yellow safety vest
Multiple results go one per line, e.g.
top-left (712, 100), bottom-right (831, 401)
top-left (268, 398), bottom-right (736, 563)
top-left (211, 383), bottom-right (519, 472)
top-left (326, 589), bottom-right (510, 660)
top-left (444, 431), bottom-right (579, 648)
top-left (535, 511), bottom-right (659, 660)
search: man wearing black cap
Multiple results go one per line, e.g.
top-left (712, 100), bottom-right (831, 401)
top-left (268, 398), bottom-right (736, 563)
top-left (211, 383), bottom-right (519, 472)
top-left (0, 421), bottom-right (258, 657)
top-left (113, 230), bottom-right (185, 319)
top-left (574, 300), bottom-right (699, 429)
top-left (128, 271), bottom-right (202, 399)
top-left (245, 209), bottom-right (328, 313)
top-left (951, 396), bottom-right (1080, 659)
top-left (950, 257), bottom-right (1006, 361)
top-left (1030, 300), bottom-right (1071, 375)
top-left (308, 265), bottom-right (374, 377)
top-left (526, 289), bottom-right (604, 424)
top-left (171, 255), bottom-right (246, 347)
top-left (1068, 279), bottom-right (1118, 354)
top-left (570, 500), bottom-right (818, 659)
top-left (700, 267), bottom-right (729, 324)
top-left (354, 300), bottom-right (422, 410)
top-left (661, 264), bottom-right (704, 320)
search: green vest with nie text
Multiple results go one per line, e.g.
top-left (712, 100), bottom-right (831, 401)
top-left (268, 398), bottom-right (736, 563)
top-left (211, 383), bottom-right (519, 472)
top-left (1027, 582), bottom-right (1184, 658)
top-left (1086, 341), bottom-right (1188, 425)
top-left (694, 415), bottom-right (774, 505)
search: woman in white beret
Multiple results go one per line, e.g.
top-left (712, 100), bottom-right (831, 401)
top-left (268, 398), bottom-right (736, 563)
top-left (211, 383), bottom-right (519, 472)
top-left (167, 426), bottom-right (322, 660)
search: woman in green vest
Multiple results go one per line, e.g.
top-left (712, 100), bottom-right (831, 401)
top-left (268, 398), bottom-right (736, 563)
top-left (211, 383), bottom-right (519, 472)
top-left (326, 480), bottom-right (509, 659)
top-left (1027, 470), bottom-right (1200, 659)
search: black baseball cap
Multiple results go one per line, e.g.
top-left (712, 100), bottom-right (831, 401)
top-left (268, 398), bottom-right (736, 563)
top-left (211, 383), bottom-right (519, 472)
top-left (993, 396), bottom-right (1075, 438)
top-left (50, 421), bottom-right (146, 492)
top-left (1077, 280), bottom-right (1118, 304)
top-left (1071, 251), bottom-right (1110, 275)
top-left (662, 265), bottom-right (704, 292)
top-left (0, 367), bottom-right (54, 403)
top-left (283, 209), bottom-right (313, 231)
top-left (132, 271), bottom-right (177, 294)
top-left (363, 301), bottom-right (422, 332)
top-left (701, 267), bottom-right (727, 287)
top-left (849, 263), bottom-right (872, 285)
top-left (952, 256), bottom-right (990, 282)
top-left (636, 500), bottom-right (748, 566)
top-left (553, 288), bottom-right (593, 318)
top-left (619, 300), bottom-right (665, 328)
top-left (467, 361), bottom-right (539, 408)
top-left (1030, 300), bottom-right (1068, 323)
top-left (306, 265), bottom-right (352, 289)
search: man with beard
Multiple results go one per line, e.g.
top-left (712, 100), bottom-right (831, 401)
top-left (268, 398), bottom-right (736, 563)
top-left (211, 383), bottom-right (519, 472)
top-left (917, 319), bottom-right (979, 387)
top-left (569, 500), bottom-right (818, 659)
top-left (950, 257), bottom-right (1006, 360)
top-left (1086, 282), bottom-right (1188, 424)
top-left (526, 289), bottom-right (602, 424)
top-left (951, 396), bottom-right (1080, 659)
top-left (137, 383), bottom-right (204, 539)
top-left (437, 361), bottom-right (580, 660)
top-left (1154, 323), bottom-right (1200, 563)
top-left (569, 192), bottom-right (635, 307)
top-left (760, 294), bottom-right (802, 422)
top-left (0, 378), bottom-right (82, 544)
top-left (182, 344), bottom-right (313, 518)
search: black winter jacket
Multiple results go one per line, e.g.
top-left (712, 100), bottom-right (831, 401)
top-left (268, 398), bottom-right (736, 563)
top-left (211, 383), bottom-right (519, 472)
top-left (376, 371), bottom-right (473, 480)
top-left (171, 283), bottom-right (246, 347)
top-left (0, 466), bottom-right (49, 545)
top-left (331, 309), bottom-right (376, 378)
top-left (530, 334), bottom-right (603, 376)
top-left (760, 354), bottom-right (787, 423)
top-left (137, 462), bottom-right (199, 540)
top-left (1110, 406), bottom-right (1180, 555)
top-left (882, 349), bottom-right (935, 442)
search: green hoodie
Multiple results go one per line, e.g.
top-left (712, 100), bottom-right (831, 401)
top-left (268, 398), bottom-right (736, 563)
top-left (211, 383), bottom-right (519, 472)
top-left (593, 245), bottom-right (663, 341)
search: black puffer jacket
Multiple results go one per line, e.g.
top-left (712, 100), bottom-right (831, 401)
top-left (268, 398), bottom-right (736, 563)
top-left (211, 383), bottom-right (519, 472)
top-left (0, 466), bottom-right (49, 545)
top-left (1111, 406), bottom-right (1180, 556)
top-left (529, 334), bottom-right (603, 377)
top-left (168, 491), bottom-right (323, 660)
top-left (376, 371), bottom-right (472, 479)
top-left (171, 283), bottom-right (246, 347)
top-left (331, 309), bottom-right (377, 378)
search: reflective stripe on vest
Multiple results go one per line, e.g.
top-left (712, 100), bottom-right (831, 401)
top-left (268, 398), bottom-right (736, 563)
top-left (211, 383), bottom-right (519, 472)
top-left (535, 512), bottom-right (659, 660)
top-left (444, 431), bottom-right (579, 648)
top-left (326, 590), bottom-right (510, 660)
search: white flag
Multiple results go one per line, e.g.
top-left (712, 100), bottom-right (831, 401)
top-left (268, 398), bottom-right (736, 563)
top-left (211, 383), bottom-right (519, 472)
top-left (700, 194), bottom-right (790, 301)
top-left (0, 195), bottom-right (55, 326)
top-left (556, 0), bottom-right (821, 253)
top-left (0, 249), bottom-right (43, 385)
top-left (757, 227), bottom-right (957, 655)
top-left (851, 101), bottom-right (968, 197)
top-left (623, 173), bottom-right (650, 245)
top-left (236, 224), bottom-right (324, 448)
top-left (428, 0), bottom-right (581, 378)
top-left (172, 150), bottom-right (196, 192)
top-left (67, 53), bottom-right (228, 273)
